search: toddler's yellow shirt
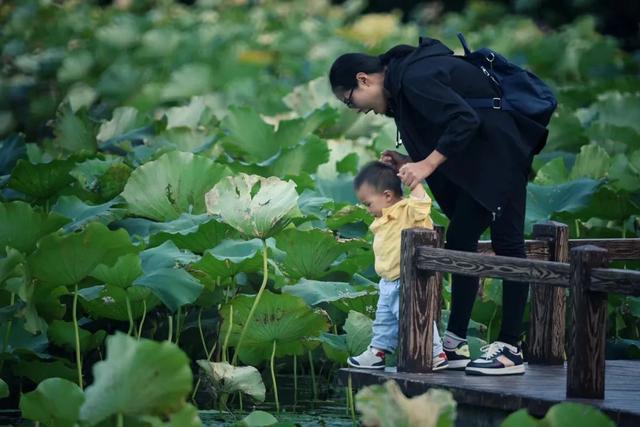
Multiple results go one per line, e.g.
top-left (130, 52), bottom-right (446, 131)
top-left (369, 196), bottom-right (434, 281)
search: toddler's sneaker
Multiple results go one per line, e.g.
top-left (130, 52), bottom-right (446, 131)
top-left (443, 341), bottom-right (471, 370)
top-left (348, 347), bottom-right (385, 369)
top-left (465, 341), bottom-right (525, 376)
top-left (432, 352), bottom-right (449, 371)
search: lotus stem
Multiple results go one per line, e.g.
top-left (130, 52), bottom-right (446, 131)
top-left (293, 353), bottom-right (298, 408)
top-left (0, 293), bottom-right (15, 372)
top-left (231, 239), bottom-right (268, 365)
top-left (348, 373), bottom-right (356, 423)
top-left (239, 392), bottom-right (243, 413)
top-left (125, 295), bottom-right (134, 336)
top-left (197, 308), bottom-right (208, 358)
top-left (175, 307), bottom-right (183, 345)
top-left (117, 413), bottom-right (123, 427)
top-left (136, 299), bottom-right (147, 340)
top-left (73, 284), bottom-right (83, 389)
top-left (222, 305), bottom-right (233, 363)
top-left (270, 340), bottom-right (280, 413)
top-left (308, 350), bottom-right (317, 402)
top-left (167, 315), bottom-right (173, 342)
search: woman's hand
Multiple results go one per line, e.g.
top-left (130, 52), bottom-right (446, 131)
top-left (397, 150), bottom-right (447, 189)
top-left (398, 160), bottom-right (436, 189)
top-left (380, 150), bottom-right (410, 172)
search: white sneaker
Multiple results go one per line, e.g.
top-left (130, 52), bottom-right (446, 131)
top-left (347, 348), bottom-right (385, 369)
top-left (432, 352), bottom-right (449, 371)
top-left (465, 341), bottom-right (525, 376)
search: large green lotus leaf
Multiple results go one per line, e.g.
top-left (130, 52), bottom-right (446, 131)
top-left (220, 291), bottom-right (329, 365)
top-left (0, 135), bottom-right (26, 176)
top-left (345, 310), bottom-right (373, 357)
top-left (96, 106), bottom-right (147, 143)
top-left (560, 185), bottom-right (640, 222)
top-left (28, 222), bottom-right (137, 286)
top-left (239, 411), bottom-right (279, 427)
top-left (545, 108), bottom-right (588, 152)
top-left (221, 106), bottom-right (335, 163)
top-left (502, 402), bottom-right (615, 427)
top-left (0, 379), bottom-right (8, 398)
top-left (7, 158), bottom-right (76, 199)
top-left (14, 358), bottom-right (77, 384)
top-left (317, 333), bottom-right (350, 363)
top-left (525, 179), bottom-right (602, 232)
top-left (91, 253), bottom-right (143, 288)
top-left (587, 92), bottom-right (640, 133)
top-left (139, 240), bottom-right (200, 271)
top-left (149, 217), bottom-right (236, 254)
top-left (66, 83), bottom-right (98, 113)
top-left (325, 204), bottom-right (372, 230)
top-left (161, 63), bottom-right (214, 101)
top-left (205, 174), bottom-right (299, 239)
top-left (586, 124), bottom-right (640, 153)
top-left (52, 196), bottom-right (127, 232)
top-left (608, 153), bottom-right (640, 192)
top-left (569, 144), bottom-right (611, 180)
top-left (70, 157), bottom-right (132, 200)
top-left (114, 213), bottom-right (213, 242)
top-left (191, 238), bottom-right (264, 280)
top-left (0, 201), bottom-right (68, 255)
top-left (53, 107), bottom-right (96, 154)
top-left (533, 157), bottom-right (569, 186)
top-left (134, 268), bottom-right (203, 312)
top-left (0, 320), bottom-right (48, 357)
top-left (164, 97), bottom-right (210, 130)
top-left (197, 360), bottom-right (266, 402)
top-left (132, 241), bottom-right (203, 312)
top-left (47, 320), bottom-right (106, 353)
top-left (262, 135), bottom-right (330, 177)
top-left (356, 381), bottom-right (456, 427)
top-left (141, 403), bottom-right (203, 427)
top-left (275, 228), bottom-right (365, 280)
top-left (80, 285), bottom-right (157, 322)
top-left (20, 378), bottom-right (84, 427)
top-left (282, 279), bottom-right (370, 306)
top-left (79, 333), bottom-right (193, 425)
top-left (122, 151), bottom-right (230, 221)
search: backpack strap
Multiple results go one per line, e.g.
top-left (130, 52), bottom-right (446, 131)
top-left (464, 97), bottom-right (515, 112)
top-left (456, 32), bottom-right (472, 57)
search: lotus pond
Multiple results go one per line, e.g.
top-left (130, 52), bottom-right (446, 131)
top-left (0, 0), bottom-right (639, 426)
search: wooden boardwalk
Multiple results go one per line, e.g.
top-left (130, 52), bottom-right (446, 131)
top-left (340, 361), bottom-right (640, 426)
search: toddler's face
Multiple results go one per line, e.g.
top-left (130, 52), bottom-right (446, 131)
top-left (356, 183), bottom-right (397, 217)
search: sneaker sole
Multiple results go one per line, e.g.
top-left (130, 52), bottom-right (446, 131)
top-left (347, 360), bottom-right (385, 370)
top-left (446, 359), bottom-right (470, 370)
top-left (432, 363), bottom-right (448, 371)
top-left (465, 365), bottom-right (525, 376)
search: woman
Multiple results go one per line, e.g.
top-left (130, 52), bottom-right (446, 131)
top-left (329, 37), bottom-right (550, 376)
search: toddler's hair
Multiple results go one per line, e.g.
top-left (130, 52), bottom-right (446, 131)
top-left (354, 161), bottom-right (403, 197)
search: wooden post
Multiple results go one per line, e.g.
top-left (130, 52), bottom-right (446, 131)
top-left (398, 228), bottom-right (441, 372)
top-left (434, 224), bottom-right (445, 323)
top-left (567, 245), bottom-right (609, 399)
top-left (528, 221), bottom-right (568, 364)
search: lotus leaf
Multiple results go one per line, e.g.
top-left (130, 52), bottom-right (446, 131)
top-left (205, 174), bottom-right (299, 239)
top-left (0, 201), bottom-right (68, 255)
top-left (20, 378), bottom-right (84, 427)
top-left (220, 291), bottom-right (329, 365)
top-left (122, 151), bottom-right (230, 221)
top-left (79, 333), bottom-right (193, 424)
top-left (197, 360), bottom-right (266, 402)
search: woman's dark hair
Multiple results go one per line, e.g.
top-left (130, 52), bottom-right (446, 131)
top-left (328, 45), bottom-right (416, 92)
top-left (354, 161), bottom-right (403, 197)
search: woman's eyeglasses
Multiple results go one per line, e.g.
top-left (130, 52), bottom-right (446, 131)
top-left (344, 88), bottom-right (355, 108)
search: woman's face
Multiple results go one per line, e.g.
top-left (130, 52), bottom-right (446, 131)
top-left (336, 72), bottom-right (388, 115)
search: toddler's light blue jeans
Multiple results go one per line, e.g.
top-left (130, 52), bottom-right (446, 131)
top-left (370, 278), bottom-right (444, 357)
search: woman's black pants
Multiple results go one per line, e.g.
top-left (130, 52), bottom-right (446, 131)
top-left (443, 180), bottom-right (529, 347)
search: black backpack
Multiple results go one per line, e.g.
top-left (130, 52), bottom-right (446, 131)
top-left (453, 33), bottom-right (558, 126)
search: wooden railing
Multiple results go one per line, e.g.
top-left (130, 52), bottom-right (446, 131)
top-left (398, 221), bottom-right (640, 399)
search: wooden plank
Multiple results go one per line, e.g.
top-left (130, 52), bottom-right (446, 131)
top-left (567, 245), bottom-right (609, 399)
top-left (340, 361), bottom-right (640, 427)
top-left (478, 239), bottom-right (550, 259)
top-left (589, 268), bottom-right (640, 296)
top-left (528, 221), bottom-right (568, 365)
top-left (416, 247), bottom-right (572, 287)
top-left (569, 239), bottom-right (640, 260)
top-left (398, 228), bottom-right (441, 372)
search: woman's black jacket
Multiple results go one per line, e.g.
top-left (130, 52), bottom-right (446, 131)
top-left (383, 37), bottom-right (549, 217)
